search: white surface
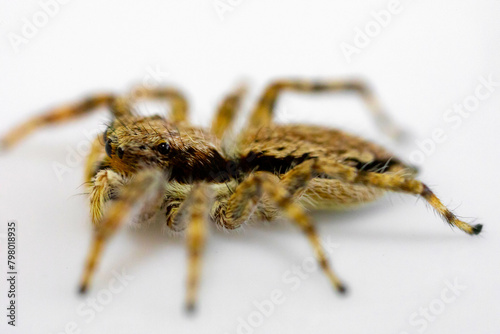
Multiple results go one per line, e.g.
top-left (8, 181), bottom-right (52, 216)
top-left (0, 1), bottom-right (499, 333)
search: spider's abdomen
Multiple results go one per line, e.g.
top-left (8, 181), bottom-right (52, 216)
top-left (237, 124), bottom-right (413, 176)
top-left (234, 124), bottom-right (417, 210)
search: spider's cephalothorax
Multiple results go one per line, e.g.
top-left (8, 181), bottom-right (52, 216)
top-left (0, 80), bottom-right (482, 312)
top-left (101, 115), bottom-right (230, 183)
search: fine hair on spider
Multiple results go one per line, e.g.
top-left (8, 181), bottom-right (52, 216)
top-left (0, 79), bottom-right (482, 313)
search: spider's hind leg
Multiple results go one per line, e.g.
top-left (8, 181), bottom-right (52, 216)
top-left (249, 79), bottom-right (405, 139)
top-left (312, 159), bottom-right (482, 235)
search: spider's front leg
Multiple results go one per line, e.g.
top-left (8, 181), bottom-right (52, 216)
top-left (216, 171), bottom-right (347, 293)
top-left (131, 86), bottom-right (189, 124)
top-left (1, 84), bottom-right (190, 151)
top-left (79, 168), bottom-right (167, 293)
top-left (89, 168), bottom-right (125, 225)
top-left (0, 94), bottom-right (131, 150)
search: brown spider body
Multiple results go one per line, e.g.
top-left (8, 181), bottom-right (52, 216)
top-left (0, 79), bottom-right (482, 312)
top-left (95, 118), bottom-right (394, 204)
top-left (88, 118), bottom-right (402, 231)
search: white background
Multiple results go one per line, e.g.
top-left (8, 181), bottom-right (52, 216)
top-left (0, 1), bottom-right (499, 333)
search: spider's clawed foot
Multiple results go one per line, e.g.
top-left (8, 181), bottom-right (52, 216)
top-left (78, 283), bottom-right (89, 295)
top-left (442, 214), bottom-right (482, 236)
top-left (185, 302), bottom-right (197, 315)
top-left (470, 224), bottom-right (483, 235)
top-left (328, 275), bottom-right (348, 295)
top-left (78, 271), bottom-right (94, 295)
top-left (336, 283), bottom-right (348, 295)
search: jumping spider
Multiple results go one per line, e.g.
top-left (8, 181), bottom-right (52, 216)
top-left (0, 79), bottom-right (482, 312)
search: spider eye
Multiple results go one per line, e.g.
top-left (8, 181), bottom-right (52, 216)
top-left (157, 142), bottom-right (170, 155)
top-left (117, 147), bottom-right (125, 159)
top-left (103, 129), bottom-right (107, 143)
top-left (105, 140), bottom-right (112, 158)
